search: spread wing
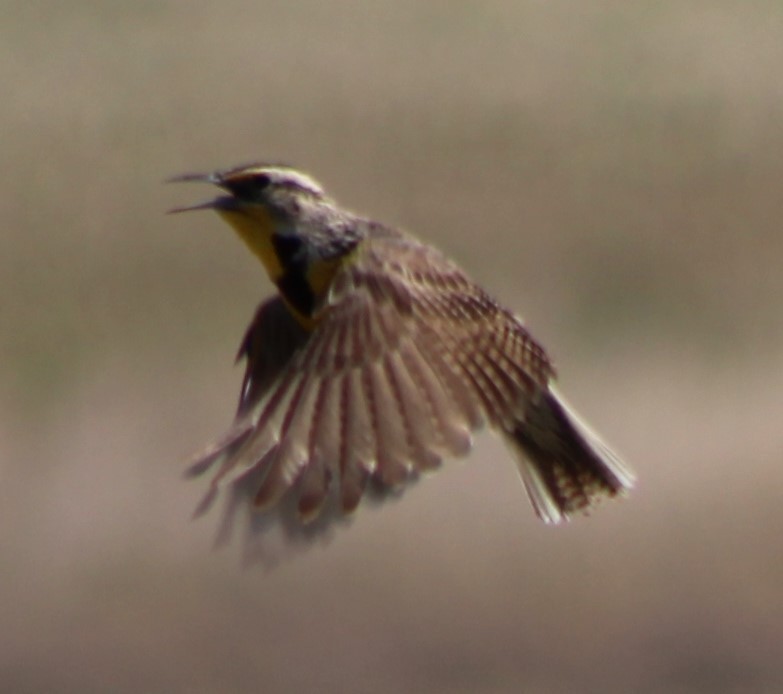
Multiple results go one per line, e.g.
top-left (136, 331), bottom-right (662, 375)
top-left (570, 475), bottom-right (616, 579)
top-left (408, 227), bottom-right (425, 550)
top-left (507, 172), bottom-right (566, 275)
top-left (188, 233), bottom-right (555, 561)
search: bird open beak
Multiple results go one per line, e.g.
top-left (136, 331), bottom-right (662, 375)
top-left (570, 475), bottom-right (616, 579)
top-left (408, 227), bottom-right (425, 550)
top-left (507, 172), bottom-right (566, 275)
top-left (166, 171), bottom-right (218, 185)
top-left (166, 171), bottom-right (241, 215)
top-left (167, 199), bottom-right (224, 215)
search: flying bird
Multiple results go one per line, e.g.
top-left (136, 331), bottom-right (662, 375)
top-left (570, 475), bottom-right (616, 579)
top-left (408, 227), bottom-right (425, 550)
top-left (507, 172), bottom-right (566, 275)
top-left (169, 163), bottom-right (634, 562)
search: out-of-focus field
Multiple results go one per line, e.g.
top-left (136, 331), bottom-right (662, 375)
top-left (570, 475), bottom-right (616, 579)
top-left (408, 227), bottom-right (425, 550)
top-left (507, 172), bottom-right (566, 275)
top-left (2, 2), bottom-right (782, 692)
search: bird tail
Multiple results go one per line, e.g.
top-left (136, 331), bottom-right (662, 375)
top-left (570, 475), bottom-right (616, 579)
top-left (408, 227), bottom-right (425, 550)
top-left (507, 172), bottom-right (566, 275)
top-left (508, 386), bottom-right (635, 524)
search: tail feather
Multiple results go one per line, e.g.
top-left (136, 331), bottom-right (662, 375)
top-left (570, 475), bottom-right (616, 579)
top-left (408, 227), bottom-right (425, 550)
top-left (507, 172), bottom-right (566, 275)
top-left (509, 386), bottom-right (634, 524)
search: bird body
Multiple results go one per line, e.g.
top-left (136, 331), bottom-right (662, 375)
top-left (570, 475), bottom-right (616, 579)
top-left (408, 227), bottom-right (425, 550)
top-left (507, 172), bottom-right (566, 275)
top-left (170, 163), bottom-right (634, 555)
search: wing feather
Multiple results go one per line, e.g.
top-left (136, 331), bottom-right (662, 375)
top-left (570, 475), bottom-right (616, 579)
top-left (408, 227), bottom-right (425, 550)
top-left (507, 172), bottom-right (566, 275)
top-left (382, 350), bottom-right (442, 470)
top-left (363, 359), bottom-right (412, 488)
top-left (188, 233), bottom-right (574, 559)
top-left (397, 338), bottom-right (474, 456)
top-left (293, 448), bottom-right (330, 523)
top-left (306, 375), bottom-right (342, 471)
top-left (340, 368), bottom-right (374, 512)
top-left (252, 369), bottom-right (319, 510)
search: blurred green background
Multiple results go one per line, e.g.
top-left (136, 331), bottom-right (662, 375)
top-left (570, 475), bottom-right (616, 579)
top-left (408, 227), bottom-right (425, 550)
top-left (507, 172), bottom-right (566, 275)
top-left (2, 2), bottom-right (782, 692)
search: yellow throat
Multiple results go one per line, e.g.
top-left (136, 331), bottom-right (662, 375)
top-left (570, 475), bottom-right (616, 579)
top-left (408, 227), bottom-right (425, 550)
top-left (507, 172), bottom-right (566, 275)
top-left (216, 205), bottom-right (352, 330)
top-left (217, 206), bottom-right (284, 283)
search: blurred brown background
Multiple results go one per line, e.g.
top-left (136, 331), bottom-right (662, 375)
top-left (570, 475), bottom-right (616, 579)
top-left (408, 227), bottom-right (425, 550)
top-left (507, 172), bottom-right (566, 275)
top-left (2, 2), bottom-right (782, 692)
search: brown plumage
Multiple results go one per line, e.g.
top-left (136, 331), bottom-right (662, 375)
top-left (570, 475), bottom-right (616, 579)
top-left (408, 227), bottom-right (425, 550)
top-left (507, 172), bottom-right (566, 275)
top-left (171, 164), bottom-right (634, 563)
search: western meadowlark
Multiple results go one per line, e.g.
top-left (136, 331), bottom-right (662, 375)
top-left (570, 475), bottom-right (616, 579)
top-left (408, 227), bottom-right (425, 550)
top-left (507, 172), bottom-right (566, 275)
top-left (170, 163), bottom-right (634, 555)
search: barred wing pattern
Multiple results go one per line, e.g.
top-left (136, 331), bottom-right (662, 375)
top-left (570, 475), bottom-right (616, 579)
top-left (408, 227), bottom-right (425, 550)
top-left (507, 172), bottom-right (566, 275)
top-left (189, 233), bottom-right (632, 561)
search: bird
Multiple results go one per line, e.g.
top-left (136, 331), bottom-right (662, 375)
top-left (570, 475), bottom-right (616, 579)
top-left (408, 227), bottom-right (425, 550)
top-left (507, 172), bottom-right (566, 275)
top-left (169, 163), bottom-right (634, 560)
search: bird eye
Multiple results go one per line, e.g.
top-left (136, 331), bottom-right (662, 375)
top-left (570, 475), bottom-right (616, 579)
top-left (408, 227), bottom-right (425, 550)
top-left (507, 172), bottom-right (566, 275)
top-left (251, 173), bottom-right (271, 189)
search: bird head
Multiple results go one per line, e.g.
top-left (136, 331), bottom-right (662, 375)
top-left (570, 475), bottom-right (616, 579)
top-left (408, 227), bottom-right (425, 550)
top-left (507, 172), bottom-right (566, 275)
top-left (168, 163), bottom-right (327, 218)
top-left (168, 163), bottom-right (333, 285)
